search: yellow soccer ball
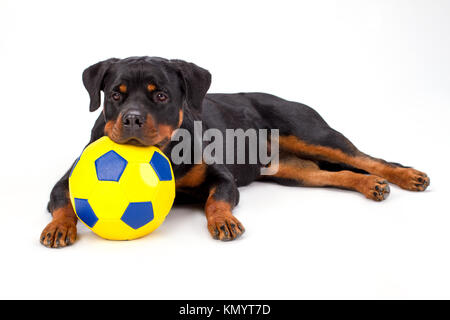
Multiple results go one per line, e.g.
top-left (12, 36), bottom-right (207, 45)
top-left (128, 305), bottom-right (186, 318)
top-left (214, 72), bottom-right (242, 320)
top-left (68, 136), bottom-right (175, 240)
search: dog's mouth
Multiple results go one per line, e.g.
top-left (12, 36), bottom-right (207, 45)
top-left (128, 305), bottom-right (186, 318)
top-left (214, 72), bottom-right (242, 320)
top-left (104, 117), bottom-right (174, 149)
top-left (122, 137), bottom-right (147, 146)
top-left (110, 134), bottom-right (171, 149)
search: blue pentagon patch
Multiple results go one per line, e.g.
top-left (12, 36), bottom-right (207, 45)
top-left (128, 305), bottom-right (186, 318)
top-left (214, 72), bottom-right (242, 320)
top-left (121, 202), bottom-right (154, 229)
top-left (149, 152), bottom-right (172, 181)
top-left (74, 198), bottom-right (99, 228)
top-left (95, 150), bottom-right (127, 181)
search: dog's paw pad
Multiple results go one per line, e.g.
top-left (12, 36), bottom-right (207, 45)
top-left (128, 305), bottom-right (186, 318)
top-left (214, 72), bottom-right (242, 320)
top-left (364, 176), bottom-right (390, 201)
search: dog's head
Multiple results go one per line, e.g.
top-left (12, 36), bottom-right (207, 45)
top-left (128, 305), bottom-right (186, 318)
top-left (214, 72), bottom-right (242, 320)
top-left (82, 56), bottom-right (211, 147)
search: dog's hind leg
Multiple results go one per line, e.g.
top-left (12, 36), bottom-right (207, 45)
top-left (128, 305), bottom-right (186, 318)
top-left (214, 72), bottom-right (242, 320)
top-left (240, 93), bottom-right (429, 191)
top-left (263, 155), bottom-right (390, 201)
top-left (277, 131), bottom-right (429, 192)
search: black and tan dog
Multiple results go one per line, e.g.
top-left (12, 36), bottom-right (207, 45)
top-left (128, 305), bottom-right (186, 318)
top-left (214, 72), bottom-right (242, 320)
top-left (41, 56), bottom-right (430, 248)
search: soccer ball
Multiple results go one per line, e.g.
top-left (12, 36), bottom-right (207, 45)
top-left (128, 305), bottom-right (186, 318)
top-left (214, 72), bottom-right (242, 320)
top-left (68, 136), bottom-right (175, 240)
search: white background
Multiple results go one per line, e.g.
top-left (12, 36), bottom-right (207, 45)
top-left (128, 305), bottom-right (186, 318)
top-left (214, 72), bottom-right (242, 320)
top-left (1, 0), bottom-right (449, 299)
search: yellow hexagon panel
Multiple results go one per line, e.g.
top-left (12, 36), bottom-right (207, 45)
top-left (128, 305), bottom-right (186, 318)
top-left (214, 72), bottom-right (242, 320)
top-left (69, 157), bottom-right (98, 200)
top-left (153, 180), bottom-right (176, 220)
top-left (120, 163), bottom-right (159, 202)
top-left (83, 136), bottom-right (115, 162)
top-left (89, 182), bottom-right (129, 220)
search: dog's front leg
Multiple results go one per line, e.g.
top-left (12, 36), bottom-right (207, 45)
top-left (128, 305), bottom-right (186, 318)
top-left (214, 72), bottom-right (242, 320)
top-left (41, 165), bottom-right (78, 248)
top-left (204, 166), bottom-right (244, 241)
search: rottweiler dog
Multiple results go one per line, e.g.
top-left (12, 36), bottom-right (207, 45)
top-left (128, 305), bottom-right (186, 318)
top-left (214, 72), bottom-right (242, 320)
top-left (41, 56), bottom-right (430, 248)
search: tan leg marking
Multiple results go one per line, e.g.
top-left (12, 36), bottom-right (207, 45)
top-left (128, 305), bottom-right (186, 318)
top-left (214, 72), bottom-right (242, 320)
top-left (204, 188), bottom-right (245, 241)
top-left (278, 135), bottom-right (429, 191)
top-left (273, 159), bottom-right (390, 201)
top-left (176, 163), bottom-right (208, 189)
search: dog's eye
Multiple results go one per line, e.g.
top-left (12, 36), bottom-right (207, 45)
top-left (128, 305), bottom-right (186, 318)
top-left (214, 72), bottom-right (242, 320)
top-left (111, 92), bottom-right (121, 101)
top-left (155, 92), bottom-right (168, 103)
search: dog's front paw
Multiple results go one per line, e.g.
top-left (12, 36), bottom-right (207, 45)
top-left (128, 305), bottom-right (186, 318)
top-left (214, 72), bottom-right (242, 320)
top-left (40, 219), bottom-right (77, 248)
top-left (207, 213), bottom-right (245, 241)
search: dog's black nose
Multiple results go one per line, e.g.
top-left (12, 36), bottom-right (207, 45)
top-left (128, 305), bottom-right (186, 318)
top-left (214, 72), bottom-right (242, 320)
top-left (122, 111), bottom-right (145, 129)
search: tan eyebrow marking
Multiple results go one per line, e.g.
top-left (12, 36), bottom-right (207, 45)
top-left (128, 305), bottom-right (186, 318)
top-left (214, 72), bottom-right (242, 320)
top-left (147, 84), bottom-right (156, 92)
top-left (119, 84), bottom-right (127, 93)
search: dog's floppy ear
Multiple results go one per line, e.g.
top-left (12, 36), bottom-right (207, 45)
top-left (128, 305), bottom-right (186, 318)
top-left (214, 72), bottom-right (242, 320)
top-left (169, 59), bottom-right (211, 113)
top-left (82, 58), bottom-right (120, 112)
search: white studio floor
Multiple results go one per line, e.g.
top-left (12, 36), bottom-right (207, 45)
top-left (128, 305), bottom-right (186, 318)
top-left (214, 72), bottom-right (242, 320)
top-left (1, 0), bottom-right (449, 299)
